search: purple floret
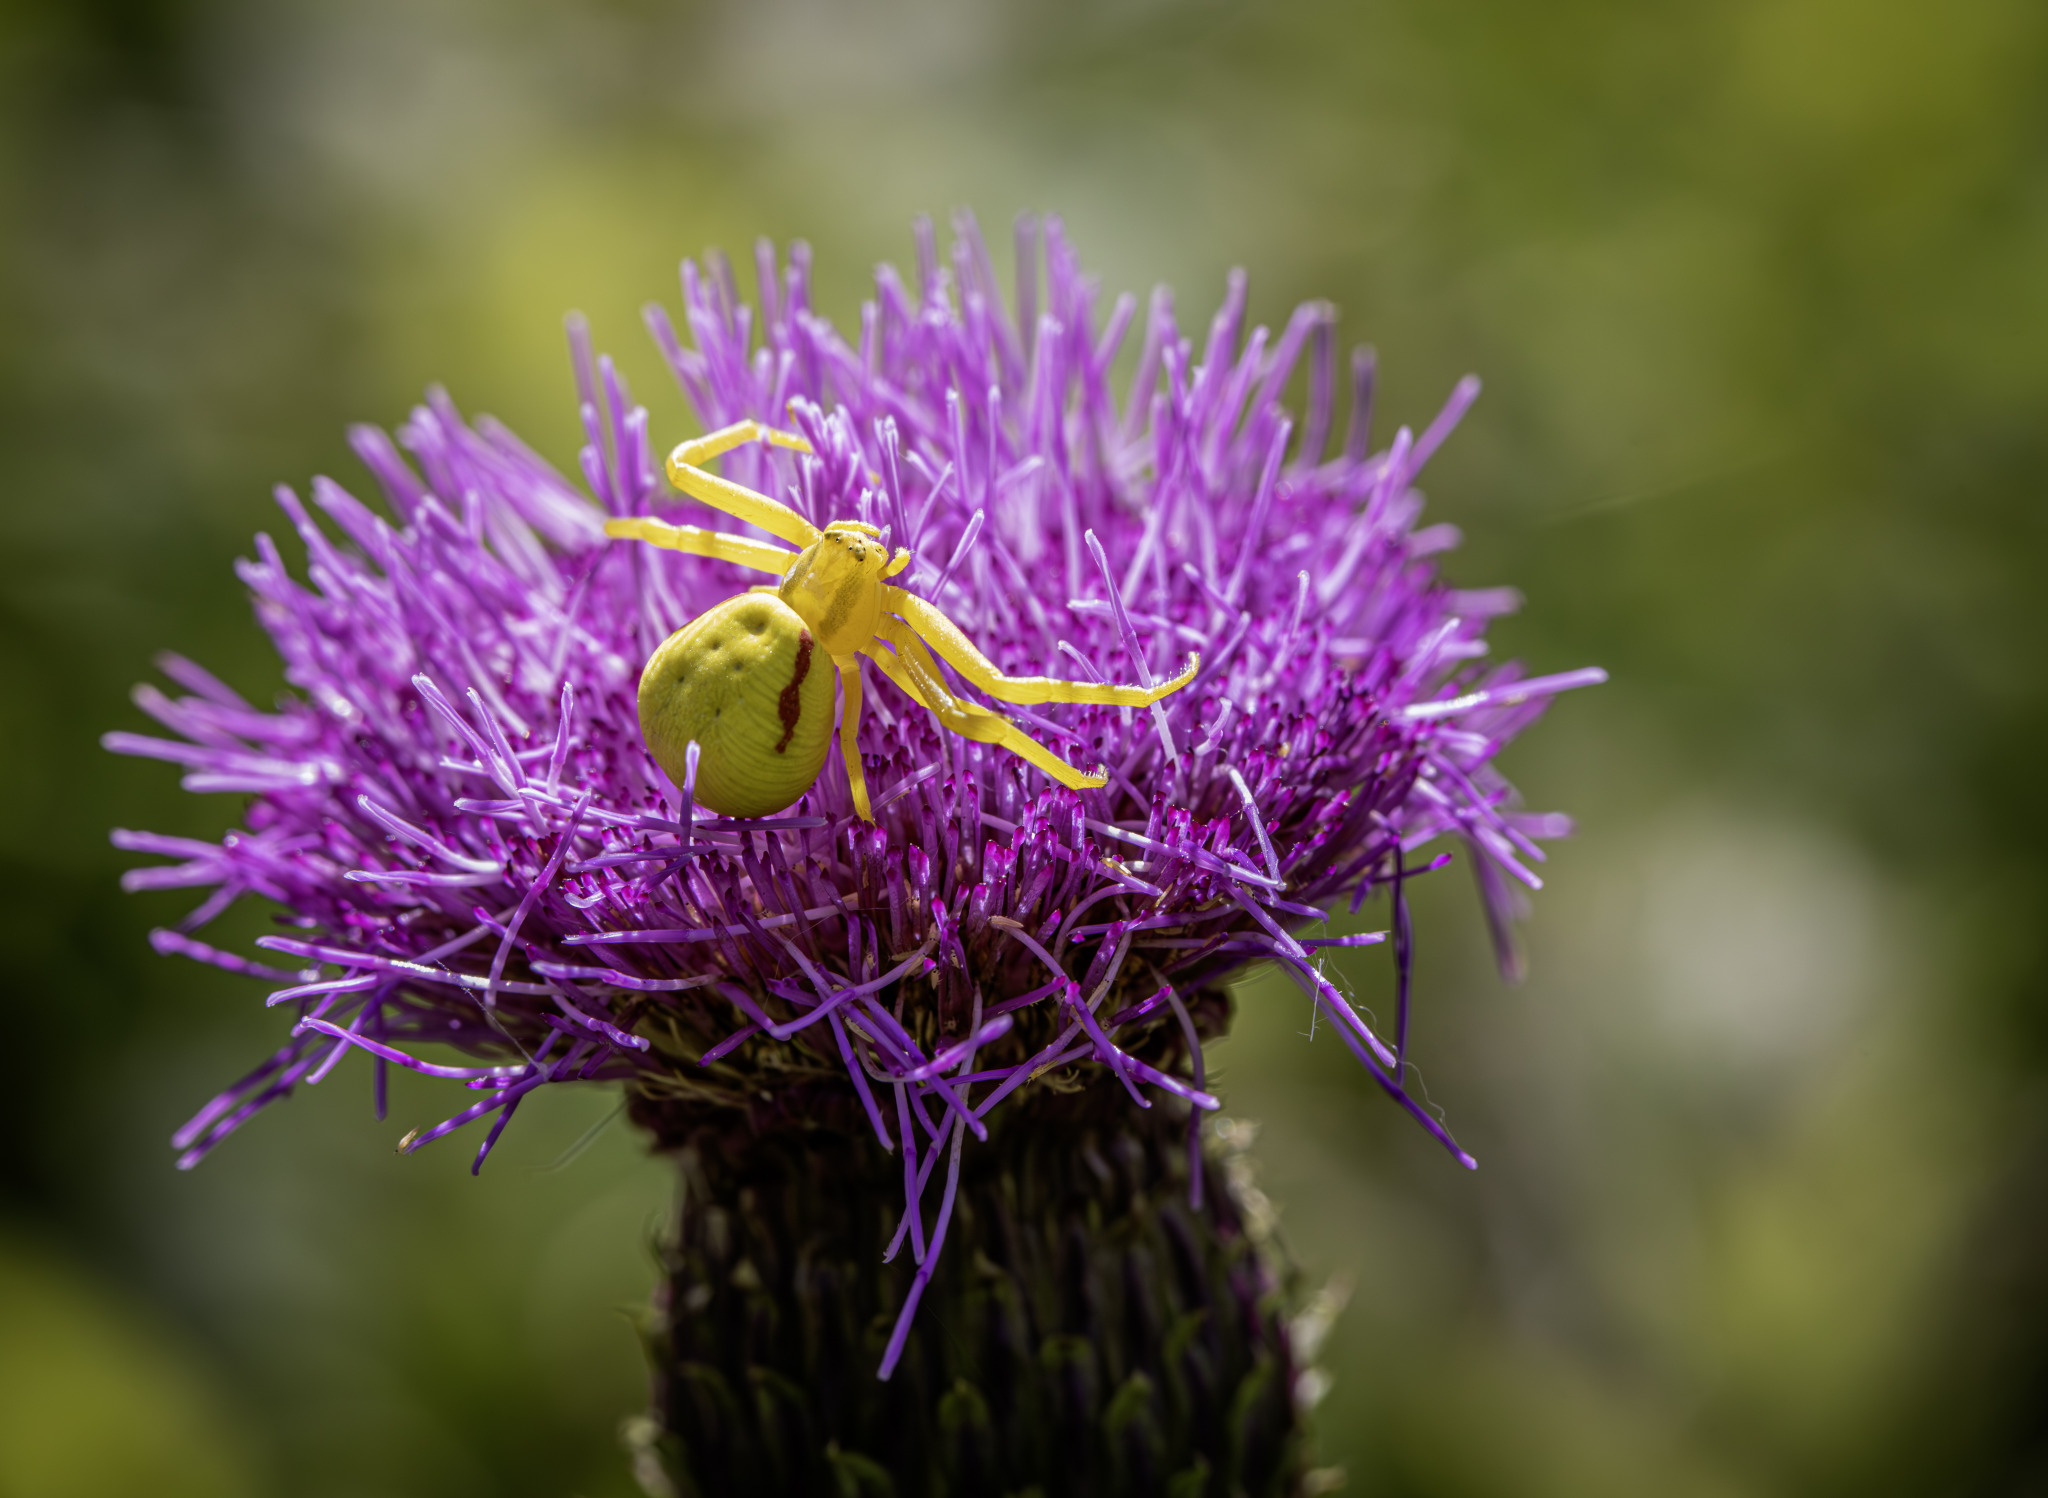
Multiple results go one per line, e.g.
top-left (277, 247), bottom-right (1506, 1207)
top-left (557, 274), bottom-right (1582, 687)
top-left (109, 212), bottom-right (1600, 1375)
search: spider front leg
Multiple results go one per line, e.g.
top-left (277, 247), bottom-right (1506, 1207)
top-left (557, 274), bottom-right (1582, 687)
top-left (601, 516), bottom-right (796, 575)
top-left (666, 420), bottom-right (822, 551)
top-left (864, 623), bottom-right (1109, 792)
top-left (886, 590), bottom-right (1198, 706)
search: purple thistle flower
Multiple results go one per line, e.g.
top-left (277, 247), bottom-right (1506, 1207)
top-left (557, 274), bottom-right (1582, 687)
top-left (109, 212), bottom-right (1600, 1379)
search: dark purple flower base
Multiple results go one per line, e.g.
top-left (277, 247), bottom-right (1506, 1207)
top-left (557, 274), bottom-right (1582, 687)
top-left (630, 1079), bottom-right (1305, 1497)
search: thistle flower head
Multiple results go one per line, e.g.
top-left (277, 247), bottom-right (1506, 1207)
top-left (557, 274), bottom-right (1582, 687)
top-left (110, 214), bottom-right (1599, 1374)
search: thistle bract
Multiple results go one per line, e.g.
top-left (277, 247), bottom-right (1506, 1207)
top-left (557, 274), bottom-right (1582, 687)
top-left (109, 213), bottom-right (1599, 1377)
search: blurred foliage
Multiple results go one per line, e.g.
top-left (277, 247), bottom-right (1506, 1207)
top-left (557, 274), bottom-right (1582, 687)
top-left (2, 0), bottom-right (2045, 1493)
top-left (0, 1229), bottom-right (257, 1498)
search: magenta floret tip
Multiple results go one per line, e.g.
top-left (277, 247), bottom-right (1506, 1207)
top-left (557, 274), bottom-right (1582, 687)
top-left (108, 213), bottom-right (1598, 1365)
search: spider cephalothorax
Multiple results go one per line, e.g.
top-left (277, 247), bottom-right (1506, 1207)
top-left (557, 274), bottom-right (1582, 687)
top-left (607, 418), bottom-right (1198, 820)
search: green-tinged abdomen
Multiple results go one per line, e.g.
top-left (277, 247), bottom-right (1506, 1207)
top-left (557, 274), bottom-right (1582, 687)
top-left (637, 594), bottom-right (835, 818)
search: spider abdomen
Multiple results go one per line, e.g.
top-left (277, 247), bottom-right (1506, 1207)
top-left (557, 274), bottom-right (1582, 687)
top-left (636, 594), bottom-right (835, 817)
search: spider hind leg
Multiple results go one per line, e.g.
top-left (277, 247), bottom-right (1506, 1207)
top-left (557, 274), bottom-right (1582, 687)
top-left (834, 655), bottom-right (874, 822)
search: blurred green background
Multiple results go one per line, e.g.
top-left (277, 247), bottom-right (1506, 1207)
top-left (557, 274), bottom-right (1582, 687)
top-left (4, 0), bottom-right (2045, 1493)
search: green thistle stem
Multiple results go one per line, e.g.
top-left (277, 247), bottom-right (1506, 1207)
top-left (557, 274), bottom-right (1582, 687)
top-left (629, 1086), bottom-right (1306, 1497)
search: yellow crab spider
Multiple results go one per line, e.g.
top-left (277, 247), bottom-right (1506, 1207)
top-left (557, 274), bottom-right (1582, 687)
top-left (604, 418), bottom-right (1200, 822)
